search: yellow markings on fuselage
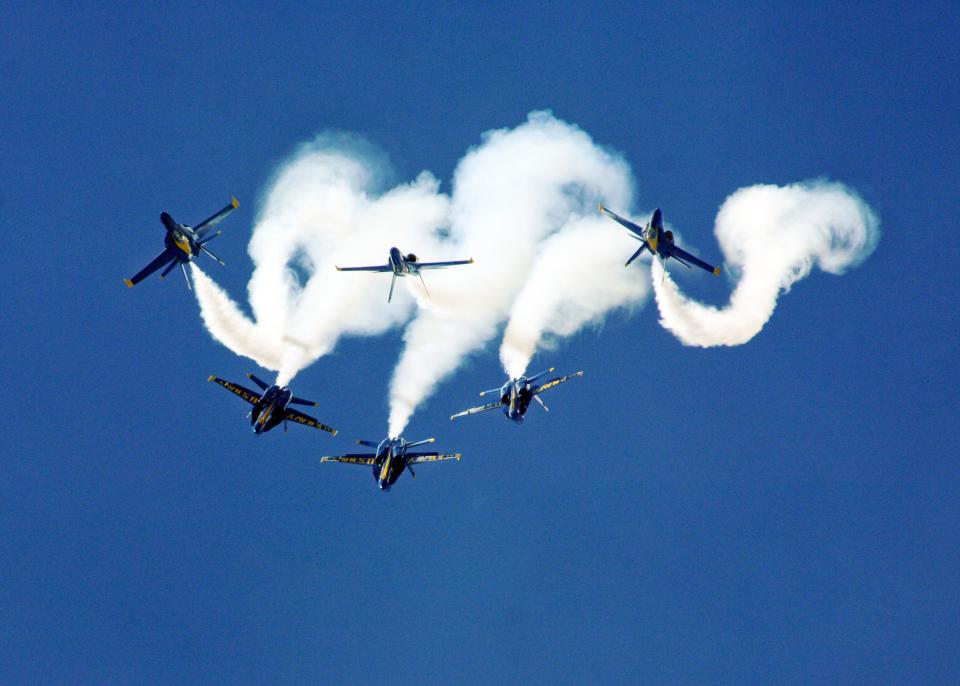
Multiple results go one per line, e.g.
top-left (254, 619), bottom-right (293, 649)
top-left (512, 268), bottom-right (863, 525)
top-left (174, 233), bottom-right (192, 256)
top-left (380, 452), bottom-right (392, 482)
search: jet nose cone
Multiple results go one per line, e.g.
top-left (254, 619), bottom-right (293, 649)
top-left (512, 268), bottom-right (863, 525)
top-left (651, 208), bottom-right (663, 229)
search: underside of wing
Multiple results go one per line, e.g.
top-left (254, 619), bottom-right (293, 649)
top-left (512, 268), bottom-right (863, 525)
top-left (534, 370), bottom-right (584, 395)
top-left (450, 400), bottom-right (502, 420)
top-left (125, 248), bottom-right (178, 287)
top-left (208, 376), bottom-right (260, 405)
top-left (195, 197), bottom-right (239, 239)
top-left (320, 454), bottom-right (376, 465)
top-left (284, 408), bottom-right (337, 435)
top-left (335, 264), bottom-right (393, 272)
top-left (598, 205), bottom-right (645, 238)
top-left (416, 258), bottom-right (474, 270)
top-left (670, 245), bottom-right (720, 275)
top-left (406, 452), bottom-right (462, 464)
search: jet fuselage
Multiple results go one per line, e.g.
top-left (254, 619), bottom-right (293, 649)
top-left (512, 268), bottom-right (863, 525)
top-left (160, 212), bottom-right (199, 261)
top-left (251, 385), bottom-right (294, 434)
top-left (371, 437), bottom-right (411, 490)
top-left (500, 377), bottom-right (534, 423)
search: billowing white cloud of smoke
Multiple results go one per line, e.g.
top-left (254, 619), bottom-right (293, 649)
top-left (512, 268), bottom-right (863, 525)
top-left (499, 217), bottom-right (650, 378)
top-left (387, 112), bottom-right (635, 435)
top-left (652, 181), bottom-right (879, 346)
top-left (192, 135), bottom-right (448, 386)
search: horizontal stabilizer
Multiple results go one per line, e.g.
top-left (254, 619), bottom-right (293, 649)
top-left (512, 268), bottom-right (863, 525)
top-left (290, 396), bottom-right (317, 407)
top-left (246, 373), bottom-right (269, 391)
top-left (356, 439), bottom-right (380, 448)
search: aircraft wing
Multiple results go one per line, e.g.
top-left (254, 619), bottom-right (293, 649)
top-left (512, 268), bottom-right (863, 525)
top-left (450, 400), bottom-right (502, 420)
top-left (670, 245), bottom-right (720, 275)
top-left (416, 258), bottom-right (474, 270)
top-left (406, 452), bottom-right (462, 464)
top-left (599, 205), bottom-right (645, 238)
top-left (195, 197), bottom-right (239, 239)
top-left (124, 248), bottom-right (178, 287)
top-left (534, 370), bottom-right (584, 395)
top-left (320, 454), bottom-right (376, 465)
top-left (208, 376), bottom-right (260, 404)
top-left (284, 407), bottom-right (338, 435)
top-left (335, 264), bottom-right (393, 272)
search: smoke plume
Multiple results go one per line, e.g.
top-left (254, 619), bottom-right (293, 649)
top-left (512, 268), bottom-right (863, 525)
top-left (652, 181), bottom-right (879, 346)
top-left (386, 113), bottom-right (635, 435)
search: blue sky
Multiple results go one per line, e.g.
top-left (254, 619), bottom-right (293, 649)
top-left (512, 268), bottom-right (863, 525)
top-left (2, 2), bottom-right (958, 683)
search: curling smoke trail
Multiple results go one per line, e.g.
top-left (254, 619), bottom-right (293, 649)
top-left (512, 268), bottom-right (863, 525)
top-left (652, 181), bottom-right (879, 346)
top-left (193, 116), bottom-right (878, 435)
top-left (193, 135), bottom-right (448, 386)
top-left (387, 113), bottom-right (635, 435)
top-left (499, 218), bottom-right (650, 379)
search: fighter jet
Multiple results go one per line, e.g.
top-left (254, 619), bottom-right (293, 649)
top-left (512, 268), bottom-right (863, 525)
top-left (321, 436), bottom-right (461, 491)
top-left (124, 197), bottom-right (239, 289)
top-left (335, 246), bottom-right (474, 302)
top-left (599, 205), bottom-right (721, 276)
top-left (450, 368), bottom-right (584, 424)
top-left (208, 373), bottom-right (337, 436)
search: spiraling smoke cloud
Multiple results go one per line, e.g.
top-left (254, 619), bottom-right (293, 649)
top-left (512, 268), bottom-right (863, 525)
top-left (193, 135), bottom-right (448, 386)
top-left (386, 113), bottom-right (637, 435)
top-left (192, 115), bottom-right (878, 436)
top-left (652, 181), bottom-right (879, 346)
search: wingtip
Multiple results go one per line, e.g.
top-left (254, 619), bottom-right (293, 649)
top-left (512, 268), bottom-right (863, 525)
top-left (454, 453), bottom-right (462, 460)
top-left (597, 202), bottom-right (605, 214)
top-left (231, 196), bottom-right (239, 208)
top-left (335, 266), bottom-right (342, 271)
top-left (549, 367), bottom-right (555, 373)
top-left (713, 266), bottom-right (721, 276)
top-left (123, 278), bottom-right (134, 288)
top-left (246, 373), bottom-right (253, 379)
top-left (427, 437), bottom-right (436, 444)
top-left (469, 258), bottom-right (475, 264)
top-left (331, 429), bottom-right (338, 437)
top-left (207, 375), bottom-right (216, 382)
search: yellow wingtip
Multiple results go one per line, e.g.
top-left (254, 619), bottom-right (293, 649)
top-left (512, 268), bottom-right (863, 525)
top-left (549, 367), bottom-right (555, 373)
top-left (232, 196), bottom-right (239, 208)
top-left (331, 429), bottom-right (338, 437)
top-left (335, 266), bottom-right (342, 271)
top-left (207, 375), bottom-right (216, 382)
top-left (713, 266), bottom-right (721, 276)
top-left (598, 202), bottom-right (605, 214)
top-left (246, 373), bottom-right (253, 379)
top-left (123, 278), bottom-right (134, 288)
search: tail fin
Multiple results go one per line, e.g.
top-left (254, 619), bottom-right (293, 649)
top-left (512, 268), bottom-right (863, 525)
top-left (651, 208), bottom-right (663, 230)
top-left (247, 373), bottom-right (269, 391)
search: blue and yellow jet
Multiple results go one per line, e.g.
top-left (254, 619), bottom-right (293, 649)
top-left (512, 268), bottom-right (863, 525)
top-left (335, 247), bottom-right (474, 302)
top-left (321, 436), bottom-right (461, 491)
top-left (124, 197), bottom-right (239, 289)
top-left (599, 205), bottom-right (721, 276)
top-left (208, 373), bottom-right (337, 436)
top-left (450, 368), bottom-right (584, 424)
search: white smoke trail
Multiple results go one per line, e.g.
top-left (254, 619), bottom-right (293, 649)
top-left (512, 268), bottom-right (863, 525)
top-left (387, 112), bottom-right (634, 435)
top-left (193, 135), bottom-right (448, 386)
top-left (499, 217), bottom-right (651, 378)
top-left (652, 181), bottom-right (879, 347)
